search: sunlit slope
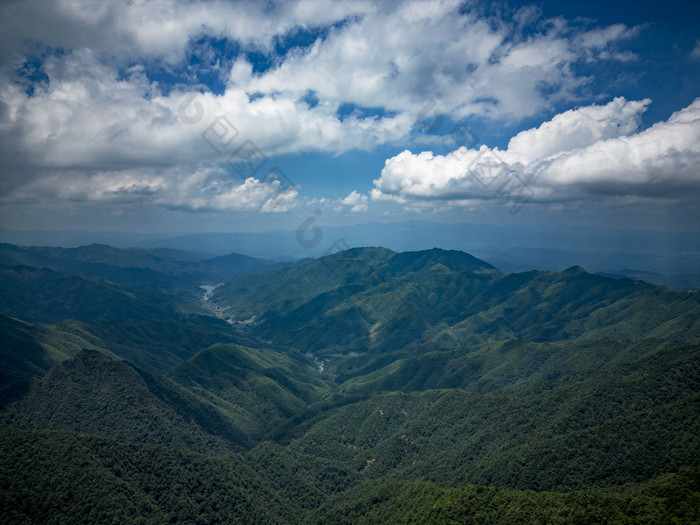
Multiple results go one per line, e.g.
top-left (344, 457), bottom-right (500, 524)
top-left (165, 343), bottom-right (332, 443)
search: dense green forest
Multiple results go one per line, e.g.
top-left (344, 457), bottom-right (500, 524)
top-left (1, 243), bottom-right (698, 523)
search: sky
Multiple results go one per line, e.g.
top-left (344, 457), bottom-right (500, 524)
top-left (0, 0), bottom-right (699, 237)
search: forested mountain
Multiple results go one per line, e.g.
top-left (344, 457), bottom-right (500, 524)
top-left (0, 315), bottom-right (60, 404)
top-left (1, 349), bottom-right (247, 454)
top-left (165, 343), bottom-right (332, 444)
top-left (0, 242), bottom-right (698, 523)
top-left (212, 247), bottom-right (700, 379)
top-left (0, 242), bottom-right (268, 286)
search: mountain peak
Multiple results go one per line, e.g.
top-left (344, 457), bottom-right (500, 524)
top-left (389, 247), bottom-right (497, 274)
top-left (316, 246), bottom-right (396, 268)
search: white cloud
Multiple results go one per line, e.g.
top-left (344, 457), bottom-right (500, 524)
top-left (242, 0), bottom-right (637, 121)
top-left (505, 97), bottom-right (651, 164)
top-left (0, 0), bottom-right (373, 65)
top-left (339, 190), bottom-right (369, 212)
top-left (536, 99), bottom-right (700, 193)
top-left (575, 24), bottom-right (641, 54)
top-left (0, 165), bottom-right (303, 213)
top-left (0, 49), bottom-right (412, 170)
top-left (371, 98), bottom-right (700, 209)
top-left (0, 0), bottom-right (649, 213)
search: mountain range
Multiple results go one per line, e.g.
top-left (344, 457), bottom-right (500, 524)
top-left (0, 241), bottom-right (698, 523)
top-left (2, 220), bottom-right (699, 287)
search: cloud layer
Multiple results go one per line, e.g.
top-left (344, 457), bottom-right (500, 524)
top-left (0, 0), bottom-right (648, 213)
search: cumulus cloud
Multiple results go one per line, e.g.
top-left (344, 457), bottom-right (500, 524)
top-left (371, 97), bottom-right (700, 209)
top-left (0, 0), bottom-right (372, 65)
top-left (536, 99), bottom-right (700, 195)
top-left (0, 49), bottom-right (411, 172)
top-left (339, 190), bottom-right (369, 212)
top-left (0, 0), bottom-right (646, 213)
top-left (505, 97), bottom-right (651, 164)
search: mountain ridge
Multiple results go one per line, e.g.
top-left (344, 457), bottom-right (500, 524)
top-left (211, 246), bottom-right (700, 376)
top-left (1, 242), bottom-right (699, 523)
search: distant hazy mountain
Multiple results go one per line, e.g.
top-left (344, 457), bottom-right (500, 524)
top-left (3, 221), bottom-right (698, 286)
top-left (138, 221), bottom-right (700, 277)
top-left (0, 242), bottom-right (268, 283)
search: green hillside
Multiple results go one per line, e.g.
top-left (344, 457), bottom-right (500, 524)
top-left (312, 470), bottom-right (700, 525)
top-left (0, 350), bottom-right (249, 453)
top-left (0, 311), bottom-right (251, 383)
top-left (165, 343), bottom-right (331, 444)
top-left (212, 247), bottom-right (700, 382)
top-left (38, 315), bottom-right (251, 372)
top-left (1, 244), bottom-right (699, 522)
top-left (285, 350), bottom-right (699, 490)
top-left (0, 315), bottom-right (69, 404)
top-left (2, 427), bottom-right (697, 524)
top-left (0, 428), bottom-right (295, 524)
top-left (0, 264), bottom-right (187, 323)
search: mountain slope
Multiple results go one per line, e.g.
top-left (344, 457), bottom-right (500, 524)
top-left (165, 343), bottom-right (331, 443)
top-left (213, 247), bottom-right (504, 360)
top-left (0, 350), bottom-right (249, 453)
top-left (312, 470), bottom-right (700, 525)
top-left (0, 315), bottom-right (71, 404)
top-left (213, 248), bottom-right (700, 372)
top-left (282, 340), bottom-right (700, 491)
top-left (0, 427), bottom-right (297, 524)
top-left (0, 264), bottom-right (187, 323)
top-left (0, 308), bottom-right (251, 380)
top-left (6, 427), bottom-right (695, 525)
top-left (40, 315), bottom-right (250, 372)
top-left (2, 244), bottom-right (700, 522)
top-left (433, 267), bottom-right (700, 344)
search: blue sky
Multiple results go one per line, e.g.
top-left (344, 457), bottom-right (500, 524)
top-left (0, 0), bottom-right (699, 235)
